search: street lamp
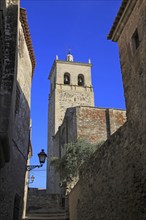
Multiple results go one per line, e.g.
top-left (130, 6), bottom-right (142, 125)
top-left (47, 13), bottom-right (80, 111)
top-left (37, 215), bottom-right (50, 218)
top-left (26, 149), bottom-right (47, 171)
top-left (27, 175), bottom-right (35, 184)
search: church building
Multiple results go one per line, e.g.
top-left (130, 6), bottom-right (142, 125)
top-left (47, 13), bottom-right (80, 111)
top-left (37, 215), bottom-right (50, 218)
top-left (47, 52), bottom-right (126, 194)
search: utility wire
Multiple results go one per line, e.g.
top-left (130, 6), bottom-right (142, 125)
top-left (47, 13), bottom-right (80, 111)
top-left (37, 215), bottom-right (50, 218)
top-left (30, 169), bottom-right (47, 171)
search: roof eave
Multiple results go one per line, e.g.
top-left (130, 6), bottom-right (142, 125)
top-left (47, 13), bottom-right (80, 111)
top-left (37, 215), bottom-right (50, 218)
top-left (108, 0), bottom-right (137, 42)
top-left (20, 8), bottom-right (36, 76)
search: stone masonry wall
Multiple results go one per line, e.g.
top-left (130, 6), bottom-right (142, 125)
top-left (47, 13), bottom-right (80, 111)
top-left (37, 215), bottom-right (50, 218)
top-left (47, 91), bottom-right (59, 193)
top-left (69, 121), bottom-right (146, 220)
top-left (118, 0), bottom-right (146, 128)
top-left (54, 61), bottom-right (94, 133)
top-left (57, 106), bottom-right (126, 148)
top-left (53, 106), bottom-right (126, 161)
top-left (76, 107), bottom-right (126, 143)
top-left (50, 106), bottom-right (126, 196)
top-left (69, 182), bottom-right (80, 220)
top-left (27, 188), bottom-right (61, 213)
top-left (0, 4), bottom-right (33, 220)
top-left (0, 0), bottom-right (18, 166)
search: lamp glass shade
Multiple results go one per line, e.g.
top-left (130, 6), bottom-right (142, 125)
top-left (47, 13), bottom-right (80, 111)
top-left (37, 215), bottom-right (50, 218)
top-left (38, 149), bottom-right (47, 164)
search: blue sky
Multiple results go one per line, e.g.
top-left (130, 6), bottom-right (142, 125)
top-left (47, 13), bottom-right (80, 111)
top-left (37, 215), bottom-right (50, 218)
top-left (21, 0), bottom-right (124, 188)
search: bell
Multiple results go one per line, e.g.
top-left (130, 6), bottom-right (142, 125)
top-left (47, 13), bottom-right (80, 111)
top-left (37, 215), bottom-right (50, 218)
top-left (65, 76), bottom-right (68, 82)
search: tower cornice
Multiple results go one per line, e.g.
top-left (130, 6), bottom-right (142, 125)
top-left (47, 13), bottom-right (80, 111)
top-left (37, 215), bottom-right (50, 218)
top-left (56, 60), bottom-right (92, 66)
top-left (48, 60), bottom-right (92, 80)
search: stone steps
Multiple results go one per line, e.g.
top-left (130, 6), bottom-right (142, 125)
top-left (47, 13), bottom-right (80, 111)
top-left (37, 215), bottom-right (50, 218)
top-left (25, 214), bottom-right (69, 220)
top-left (25, 190), bottom-right (69, 220)
top-left (24, 210), bottom-right (69, 220)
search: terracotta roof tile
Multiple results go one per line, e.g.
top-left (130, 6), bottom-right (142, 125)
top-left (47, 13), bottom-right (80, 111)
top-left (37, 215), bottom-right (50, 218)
top-left (20, 8), bottom-right (36, 76)
top-left (107, 0), bottom-right (129, 40)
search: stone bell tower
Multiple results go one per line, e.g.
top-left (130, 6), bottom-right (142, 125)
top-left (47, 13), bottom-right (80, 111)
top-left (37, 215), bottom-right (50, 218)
top-left (47, 52), bottom-right (94, 194)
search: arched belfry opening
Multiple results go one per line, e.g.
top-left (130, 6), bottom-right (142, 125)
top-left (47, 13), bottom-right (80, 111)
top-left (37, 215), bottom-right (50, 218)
top-left (64, 72), bottom-right (70, 85)
top-left (78, 74), bottom-right (84, 86)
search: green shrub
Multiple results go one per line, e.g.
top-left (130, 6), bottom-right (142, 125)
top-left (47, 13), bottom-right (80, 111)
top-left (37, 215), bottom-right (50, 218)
top-left (50, 139), bottom-right (103, 181)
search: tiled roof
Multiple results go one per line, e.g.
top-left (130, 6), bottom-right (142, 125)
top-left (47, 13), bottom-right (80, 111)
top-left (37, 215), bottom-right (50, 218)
top-left (20, 8), bottom-right (36, 75)
top-left (107, 0), bottom-right (129, 40)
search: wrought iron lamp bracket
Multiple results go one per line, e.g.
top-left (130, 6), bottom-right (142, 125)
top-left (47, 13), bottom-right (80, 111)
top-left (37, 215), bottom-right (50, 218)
top-left (26, 164), bottom-right (43, 171)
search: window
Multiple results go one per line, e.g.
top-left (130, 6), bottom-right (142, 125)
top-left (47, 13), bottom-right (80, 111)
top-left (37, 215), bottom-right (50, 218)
top-left (78, 74), bottom-right (84, 86)
top-left (64, 73), bottom-right (70, 85)
top-left (132, 29), bottom-right (140, 52)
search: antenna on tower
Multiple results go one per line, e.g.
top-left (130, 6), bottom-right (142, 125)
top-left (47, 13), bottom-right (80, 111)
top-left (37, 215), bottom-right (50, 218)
top-left (68, 48), bottom-right (71, 54)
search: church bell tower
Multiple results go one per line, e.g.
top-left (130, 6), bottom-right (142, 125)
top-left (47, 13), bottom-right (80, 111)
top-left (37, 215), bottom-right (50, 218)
top-left (47, 52), bottom-right (94, 194)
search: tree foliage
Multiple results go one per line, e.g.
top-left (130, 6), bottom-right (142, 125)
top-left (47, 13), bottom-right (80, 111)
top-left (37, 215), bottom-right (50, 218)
top-left (50, 139), bottom-right (103, 181)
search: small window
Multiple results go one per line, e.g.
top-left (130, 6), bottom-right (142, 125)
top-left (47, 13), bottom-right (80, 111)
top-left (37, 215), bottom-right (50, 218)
top-left (78, 74), bottom-right (84, 86)
top-left (64, 73), bottom-right (70, 85)
top-left (132, 29), bottom-right (140, 51)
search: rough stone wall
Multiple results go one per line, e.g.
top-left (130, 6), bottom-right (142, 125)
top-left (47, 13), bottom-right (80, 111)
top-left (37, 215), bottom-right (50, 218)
top-left (0, 0), bottom-right (19, 167)
top-left (108, 108), bottom-right (126, 135)
top-left (56, 106), bottom-right (126, 147)
top-left (54, 61), bottom-right (94, 132)
top-left (0, 0), bottom-right (5, 85)
top-left (47, 128), bottom-right (61, 194)
top-left (118, 0), bottom-right (146, 128)
top-left (56, 86), bottom-right (94, 129)
top-left (54, 107), bottom-right (126, 160)
top-left (47, 91), bottom-right (59, 193)
top-left (76, 107), bottom-right (126, 143)
top-left (50, 106), bottom-right (126, 195)
top-left (69, 182), bottom-right (80, 220)
top-left (72, 122), bottom-right (146, 220)
top-left (0, 3), bottom-right (33, 219)
top-left (14, 20), bottom-right (32, 157)
top-left (60, 107), bottom-right (77, 157)
top-left (27, 188), bottom-right (61, 213)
